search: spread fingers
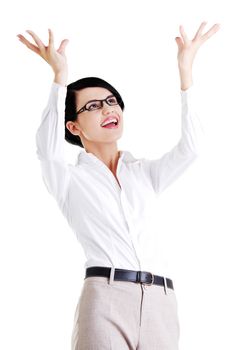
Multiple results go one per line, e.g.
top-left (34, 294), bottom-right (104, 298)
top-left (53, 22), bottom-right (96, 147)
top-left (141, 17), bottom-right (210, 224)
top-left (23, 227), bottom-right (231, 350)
top-left (25, 30), bottom-right (46, 52)
top-left (17, 34), bottom-right (40, 54)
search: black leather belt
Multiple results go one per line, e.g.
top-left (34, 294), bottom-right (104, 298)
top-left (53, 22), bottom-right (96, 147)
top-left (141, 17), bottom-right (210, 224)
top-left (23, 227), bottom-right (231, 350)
top-left (85, 266), bottom-right (174, 289)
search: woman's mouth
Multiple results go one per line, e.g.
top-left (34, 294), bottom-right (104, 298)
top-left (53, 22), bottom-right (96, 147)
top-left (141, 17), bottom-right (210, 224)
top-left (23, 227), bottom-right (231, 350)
top-left (101, 116), bottom-right (119, 128)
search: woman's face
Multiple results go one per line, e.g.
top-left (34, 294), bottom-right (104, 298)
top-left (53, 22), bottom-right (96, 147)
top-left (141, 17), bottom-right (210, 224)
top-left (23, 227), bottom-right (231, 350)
top-left (66, 87), bottom-right (123, 147)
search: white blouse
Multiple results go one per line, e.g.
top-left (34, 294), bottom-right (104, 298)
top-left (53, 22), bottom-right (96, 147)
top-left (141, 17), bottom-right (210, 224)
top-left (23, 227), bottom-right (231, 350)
top-left (35, 82), bottom-right (204, 279)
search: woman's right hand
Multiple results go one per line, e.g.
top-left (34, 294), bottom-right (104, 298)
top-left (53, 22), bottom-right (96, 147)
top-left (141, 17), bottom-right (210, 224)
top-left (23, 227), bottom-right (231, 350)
top-left (17, 29), bottom-right (69, 76)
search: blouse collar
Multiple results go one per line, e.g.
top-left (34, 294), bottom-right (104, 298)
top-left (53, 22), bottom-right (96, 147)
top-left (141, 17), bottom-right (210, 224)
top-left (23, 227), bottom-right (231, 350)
top-left (76, 149), bottom-right (136, 167)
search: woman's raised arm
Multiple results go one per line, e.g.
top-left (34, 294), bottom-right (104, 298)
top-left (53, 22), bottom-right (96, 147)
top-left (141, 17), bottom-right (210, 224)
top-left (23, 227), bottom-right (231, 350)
top-left (17, 29), bottom-right (71, 209)
top-left (142, 22), bottom-right (220, 195)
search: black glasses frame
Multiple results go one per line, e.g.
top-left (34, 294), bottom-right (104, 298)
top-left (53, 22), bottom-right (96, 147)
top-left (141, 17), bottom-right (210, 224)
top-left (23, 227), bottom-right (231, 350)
top-left (76, 94), bottom-right (120, 115)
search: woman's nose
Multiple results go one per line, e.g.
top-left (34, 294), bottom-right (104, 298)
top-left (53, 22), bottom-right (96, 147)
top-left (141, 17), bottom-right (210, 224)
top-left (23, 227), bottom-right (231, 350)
top-left (102, 102), bottom-right (115, 114)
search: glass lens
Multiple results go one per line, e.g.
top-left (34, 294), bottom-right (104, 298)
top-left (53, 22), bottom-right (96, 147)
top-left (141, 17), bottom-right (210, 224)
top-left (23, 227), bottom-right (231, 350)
top-left (86, 100), bottom-right (102, 111)
top-left (107, 96), bottom-right (118, 105)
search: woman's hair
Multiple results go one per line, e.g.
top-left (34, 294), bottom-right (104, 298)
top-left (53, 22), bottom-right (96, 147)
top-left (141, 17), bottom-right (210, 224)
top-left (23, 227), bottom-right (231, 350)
top-left (65, 76), bottom-right (125, 148)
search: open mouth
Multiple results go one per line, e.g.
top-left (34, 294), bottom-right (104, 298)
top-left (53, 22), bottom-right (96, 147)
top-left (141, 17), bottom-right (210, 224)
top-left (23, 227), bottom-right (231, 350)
top-left (101, 120), bottom-right (119, 128)
top-left (101, 116), bottom-right (119, 128)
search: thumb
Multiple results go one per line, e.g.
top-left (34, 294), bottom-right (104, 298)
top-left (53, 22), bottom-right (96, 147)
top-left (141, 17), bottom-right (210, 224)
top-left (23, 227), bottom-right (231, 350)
top-left (58, 39), bottom-right (69, 53)
top-left (175, 37), bottom-right (183, 50)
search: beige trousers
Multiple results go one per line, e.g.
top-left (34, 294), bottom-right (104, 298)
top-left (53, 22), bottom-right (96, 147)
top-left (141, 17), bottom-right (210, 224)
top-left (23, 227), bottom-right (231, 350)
top-left (71, 269), bottom-right (180, 350)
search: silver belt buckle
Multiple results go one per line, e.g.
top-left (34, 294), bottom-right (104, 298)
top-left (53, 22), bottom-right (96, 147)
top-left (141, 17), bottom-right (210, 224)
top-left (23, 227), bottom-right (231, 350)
top-left (142, 271), bottom-right (154, 286)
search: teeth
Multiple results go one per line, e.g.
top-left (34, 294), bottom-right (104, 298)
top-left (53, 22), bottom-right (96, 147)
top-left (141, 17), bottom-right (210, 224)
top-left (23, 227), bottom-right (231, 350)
top-left (101, 117), bottom-right (118, 127)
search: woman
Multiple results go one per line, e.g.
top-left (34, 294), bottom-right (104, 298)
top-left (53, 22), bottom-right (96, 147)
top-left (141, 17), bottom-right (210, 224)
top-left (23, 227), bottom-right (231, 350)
top-left (17, 22), bottom-right (220, 350)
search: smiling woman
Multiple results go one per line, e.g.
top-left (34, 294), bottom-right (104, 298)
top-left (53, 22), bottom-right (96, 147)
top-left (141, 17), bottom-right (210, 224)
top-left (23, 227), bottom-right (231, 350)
top-left (17, 23), bottom-right (220, 350)
top-left (64, 76), bottom-right (125, 148)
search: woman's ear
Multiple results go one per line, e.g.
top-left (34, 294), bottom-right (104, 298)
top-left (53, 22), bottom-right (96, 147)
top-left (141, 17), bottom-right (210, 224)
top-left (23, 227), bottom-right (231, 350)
top-left (66, 121), bottom-right (81, 136)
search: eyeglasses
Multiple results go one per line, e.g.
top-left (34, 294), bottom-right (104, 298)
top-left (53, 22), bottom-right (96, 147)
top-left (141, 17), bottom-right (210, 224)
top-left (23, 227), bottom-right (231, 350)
top-left (76, 94), bottom-right (120, 115)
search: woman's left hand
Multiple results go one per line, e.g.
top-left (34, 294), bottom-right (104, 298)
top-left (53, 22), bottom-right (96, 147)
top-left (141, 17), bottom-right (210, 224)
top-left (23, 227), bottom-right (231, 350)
top-left (175, 21), bottom-right (220, 71)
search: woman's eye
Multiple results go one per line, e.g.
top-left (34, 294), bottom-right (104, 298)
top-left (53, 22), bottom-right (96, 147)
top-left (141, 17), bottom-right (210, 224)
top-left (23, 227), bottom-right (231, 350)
top-left (108, 98), bottom-right (117, 104)
top-left (89, 103), bottom-right (99, 110)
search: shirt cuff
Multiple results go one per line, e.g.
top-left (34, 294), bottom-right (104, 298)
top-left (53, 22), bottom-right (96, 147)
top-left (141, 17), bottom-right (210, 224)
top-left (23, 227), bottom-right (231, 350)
top-left (180, 83), bottom-right (194, 94)
top-left (52, 81), bottom-right (68, 89)
top-left (48, 81), bottom-right (67, 103)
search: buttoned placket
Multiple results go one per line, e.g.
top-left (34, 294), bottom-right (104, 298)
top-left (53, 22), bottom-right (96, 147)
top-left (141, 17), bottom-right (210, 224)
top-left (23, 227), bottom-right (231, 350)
top-left (116, 158), bottom-right (143, 271)
top-left (116, 165), bottom-right (143, 272)
top-left (119, 192), bottom-right (142, 269)
top-left (101, 154), bottom-right (142, 271)
top-left (119, 190), bottom-right (142, 269)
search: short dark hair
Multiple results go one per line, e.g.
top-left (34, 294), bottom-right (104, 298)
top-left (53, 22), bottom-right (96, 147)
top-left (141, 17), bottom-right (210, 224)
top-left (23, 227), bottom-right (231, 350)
top-left (65, 77), bottom-right (125, 148)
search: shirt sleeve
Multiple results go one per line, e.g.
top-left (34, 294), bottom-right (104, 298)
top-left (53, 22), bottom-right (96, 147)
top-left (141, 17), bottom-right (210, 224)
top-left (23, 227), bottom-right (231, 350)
top-left (35, 82), bottom-right (71, 208)
top-left (141, 84), bottom-right (205, 195)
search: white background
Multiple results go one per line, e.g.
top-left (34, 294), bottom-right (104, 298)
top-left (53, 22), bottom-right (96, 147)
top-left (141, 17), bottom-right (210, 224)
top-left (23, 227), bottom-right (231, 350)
top-left (1, 0), bottom-right (233, 349)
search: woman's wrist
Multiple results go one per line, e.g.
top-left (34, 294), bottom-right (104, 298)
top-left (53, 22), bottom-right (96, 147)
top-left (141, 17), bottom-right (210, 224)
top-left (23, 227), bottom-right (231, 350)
top-left (53, 70), bottom-right (68, 87)
top-left (178, 67), bottom-right (193, 91)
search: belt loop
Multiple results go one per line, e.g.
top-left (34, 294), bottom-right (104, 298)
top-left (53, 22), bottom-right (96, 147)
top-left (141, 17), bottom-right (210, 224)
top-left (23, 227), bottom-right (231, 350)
top-left (108, 266), bottom-right (115, 285)
top-left (163, 276), bottom-right (168, 295)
